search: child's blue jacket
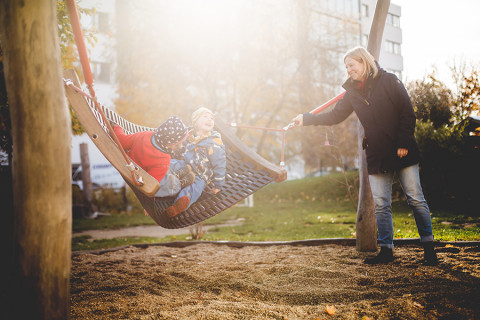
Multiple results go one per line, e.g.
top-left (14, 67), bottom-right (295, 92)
top-left (184, 131), bottom-right (226, 190)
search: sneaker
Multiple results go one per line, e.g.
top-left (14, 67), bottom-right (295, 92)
top-left (173, 164), bottom-right (193, 179)
top-left (364, 247), bottom-right (394, 264)
top-left (179, 172), bottom-right (195, 189)
top-left (422, 242), bottom-right (439, 266)
top-left (166, 196), bottom-right (190, 218)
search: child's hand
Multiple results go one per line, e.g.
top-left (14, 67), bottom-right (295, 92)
top-left (210, 188), bottom-right (220, 194)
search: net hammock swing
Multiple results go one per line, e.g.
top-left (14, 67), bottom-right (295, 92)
top-left (64, 0), bottom-right (287, 229)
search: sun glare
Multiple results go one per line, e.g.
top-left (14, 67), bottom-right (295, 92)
top-left (164, 0), bottom-right (244, 46)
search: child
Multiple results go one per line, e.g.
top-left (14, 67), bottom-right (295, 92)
top-left (113, 116), bottom-right (195, 198)
top-left (166, 107), bottom-right (227, 217)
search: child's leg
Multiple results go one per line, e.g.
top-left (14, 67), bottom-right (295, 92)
top-left (166, 178), bottom-right (206, 218)
top-left (175, 177), bottom-right (206, 210)
top-left (155, 169), bottom-right (181, 197)
top-left (169, 159), bottom-right (186, 172)
top-left (155, 159), bottom-right (186, 197)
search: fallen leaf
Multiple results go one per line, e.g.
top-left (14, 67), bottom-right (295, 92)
top-left (325, 305), bottom-right (336, 315)
top-left (362, 316), bottom-right (374, 320)
top-left (413, 302), bottom-right (424, 309)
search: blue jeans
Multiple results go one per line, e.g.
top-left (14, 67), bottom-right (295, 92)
top-left (170, 159), bottom-right (207, 210)
top-left (368, 164), bottom-right (434, 248)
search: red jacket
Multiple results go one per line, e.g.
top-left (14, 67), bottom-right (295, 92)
top-left (114, 126), bottom-right (171, 182)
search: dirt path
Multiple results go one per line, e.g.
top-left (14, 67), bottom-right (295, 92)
top-left (71, 242), bottom-right (480, 319)
top-left (73, 219), bottom-right (244, 240)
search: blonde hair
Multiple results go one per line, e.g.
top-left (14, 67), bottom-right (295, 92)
top-left (191, 106), bottom-right (214, 126)
top-left (343, 47), bottom-right (378, 79)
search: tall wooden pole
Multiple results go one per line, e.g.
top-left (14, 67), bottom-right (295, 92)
top-left (356, 0), bottom-right (391, 252)
top-left (0, 0), bottom-right (71, 318)
top-left (80, 142), bottom-right (95, 216)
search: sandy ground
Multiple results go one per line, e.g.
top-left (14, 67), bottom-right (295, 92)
top-left (71, 242), bottom-right (480, 319)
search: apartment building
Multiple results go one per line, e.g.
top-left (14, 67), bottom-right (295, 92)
top-left (360, 0), bottom-right (403, 78)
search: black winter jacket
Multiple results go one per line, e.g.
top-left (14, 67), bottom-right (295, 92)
top-left (303, 65), bottom-right (420, 174)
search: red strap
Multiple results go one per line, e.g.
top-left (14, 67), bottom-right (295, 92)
top-left (65, 0), bottom-right (144, 187)
top-left (65, 0), bottom-right (94, 96)
top-left (310, 91), bottom-right (346, 114)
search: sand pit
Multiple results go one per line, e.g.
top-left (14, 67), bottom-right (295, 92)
top-left (71, 242), bottom-right (480, 319)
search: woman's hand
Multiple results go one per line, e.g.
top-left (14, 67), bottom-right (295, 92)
top-left (397, 148), bottom-right (408, 158)
top-left (292, 114), bottom-right (304, 127)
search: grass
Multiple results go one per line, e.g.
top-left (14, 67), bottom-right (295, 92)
top-left (72, 172), bottom-right (480, 251)
top-left (73, 212), bottom-right (155, 232)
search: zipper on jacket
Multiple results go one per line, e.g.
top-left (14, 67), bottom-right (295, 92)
top-left (364, 99), bottom-right (370, 106)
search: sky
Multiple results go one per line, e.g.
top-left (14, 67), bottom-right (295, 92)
top-left (392, 0), bottom-right (480, 87)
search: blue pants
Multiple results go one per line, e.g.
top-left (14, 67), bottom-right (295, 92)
top-left (154, 159), bottom-right (186, 197)
top-left (169, 159), bottom-right (207, 209)
top-left (175, 177), bottom-right (206, 210)
top-left (368, 164), bottom-right (434, 248)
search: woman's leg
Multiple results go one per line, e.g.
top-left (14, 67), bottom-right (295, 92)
top-left (397, 164), bottom-right (434, 243)
top-left (368, 171), bottom-right (394, 248)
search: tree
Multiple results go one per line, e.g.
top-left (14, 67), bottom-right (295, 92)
top-left (0, 0), bottom-right (95, 166)
top-left (452, 68), bottom-right (480, 125)
top-left (407, 73), bottom-right (452, 128)
top-left (0, 0), bottom-right (71, 318)
top-left (410, 67), bottom-right (480, 214)
top-left (114, 0), bottom-right (362, 171)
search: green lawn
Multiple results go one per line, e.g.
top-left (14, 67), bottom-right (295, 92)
top-left (73, 172), bottom-right (480, 251)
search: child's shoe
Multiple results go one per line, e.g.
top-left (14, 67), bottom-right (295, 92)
top-left (180, 172), bottom-right (195, 189)
top-left (166, 196), bottom-right (190, 218)
top-left (173, 164), bottom-right (193, 179)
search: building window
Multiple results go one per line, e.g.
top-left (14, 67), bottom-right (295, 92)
top-left (361, 4), bottom-right (369, 17)
top-left (387, 69), bottom-right (402, 79)
top-left (92, 62), bottom-right (111, 83)
top-left (95, 12), bottom-right (109, 34)
top-left (385, 40), bottom-right (401, 55)
top-left (362, 34), bottom-right (369, 47)
top-left (386, 13), bottom-right (400, 27)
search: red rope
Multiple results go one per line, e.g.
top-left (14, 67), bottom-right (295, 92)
top-left (229, 123), bottom-right (284, 132)
top-left (310, 91), bottom-right (346, 114)
top-left (232, 91), bottom-right (347, 166)
top-left (65, 0), bottom-right (94, 96)
top-left (65, 0), bottom-right (144, 186)
top-left (283, 91), bottom-right (346, 130)
top-left (228, 123), bottom-right (286, 167)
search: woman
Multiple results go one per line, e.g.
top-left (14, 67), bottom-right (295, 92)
top-left (293, 47), bottom-right (438, 265)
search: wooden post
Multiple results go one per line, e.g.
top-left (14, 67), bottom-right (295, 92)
top-left (80, 142), bottom-right (95, 216)
top-left (356, 0), bottom-right (391, 252)
top-left (0, 0), bottom-right (71, 319)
